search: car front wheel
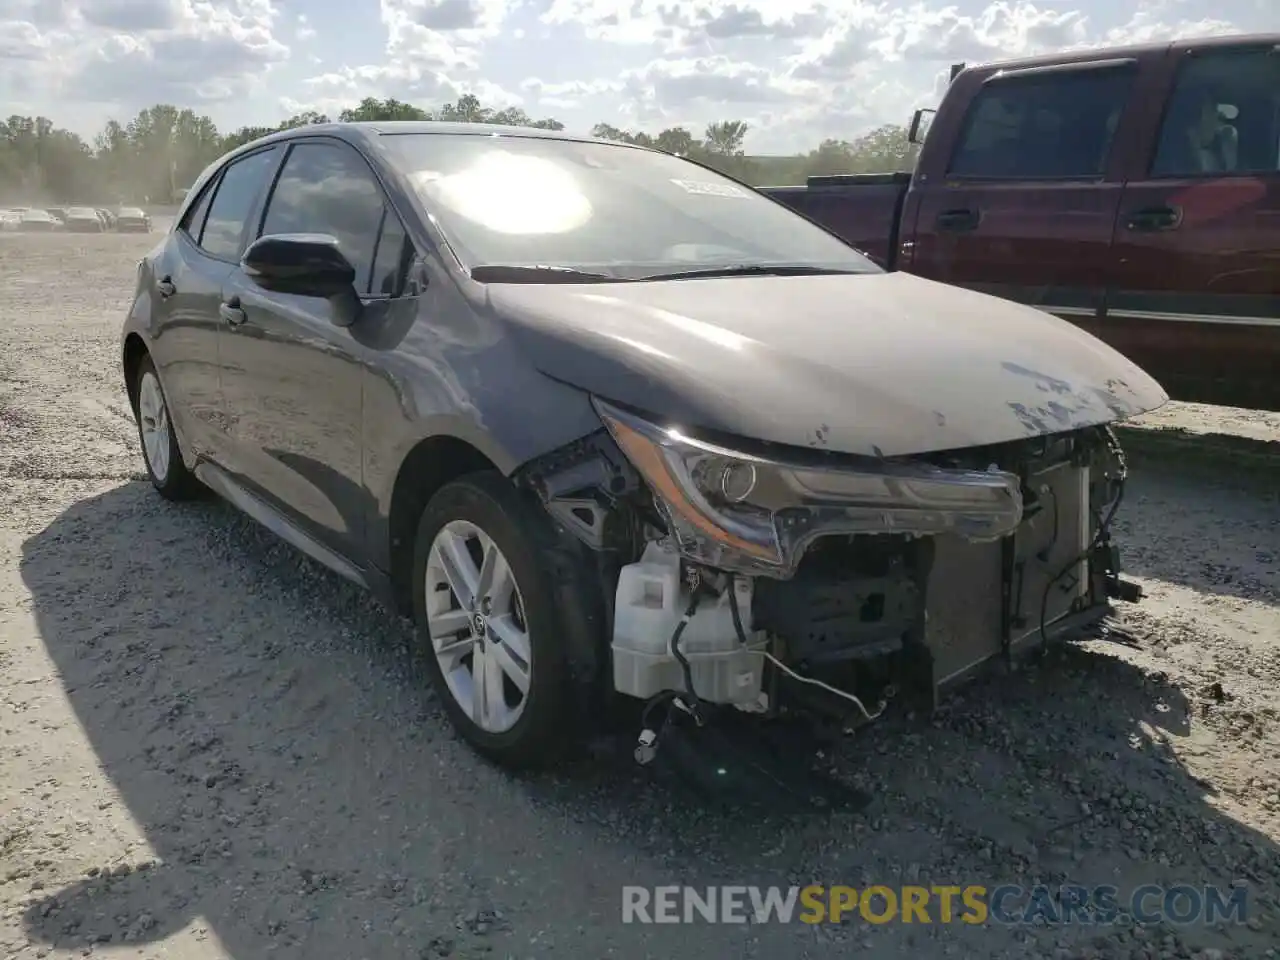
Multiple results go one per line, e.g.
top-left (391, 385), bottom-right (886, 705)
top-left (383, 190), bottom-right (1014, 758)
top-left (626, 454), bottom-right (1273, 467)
top-left (413, 472), bottom-right (578, 768)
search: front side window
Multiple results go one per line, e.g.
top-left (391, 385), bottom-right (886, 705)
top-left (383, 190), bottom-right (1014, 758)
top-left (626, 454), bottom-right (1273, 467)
top-left (201, 148), bottom-right (280, 260)
top-left (370, 209), bottom-right (412, 296)
top-left (259, 141), bottom-right (387, 294)
top-left (1151, 48), bottom-right (1280, 177)
top-left (380, 133), bottom-right (881, 279)
top-left (949, 67), bottom-right (1136, 179)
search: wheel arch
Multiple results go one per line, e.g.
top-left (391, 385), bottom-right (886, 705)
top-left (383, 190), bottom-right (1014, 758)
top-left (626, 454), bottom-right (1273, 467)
top-left (392, 440), bottom-right (615, 745)
top-left (122, 332), bottom-right (150, 410)
top-left (385, 433), bottom-right (502, 616)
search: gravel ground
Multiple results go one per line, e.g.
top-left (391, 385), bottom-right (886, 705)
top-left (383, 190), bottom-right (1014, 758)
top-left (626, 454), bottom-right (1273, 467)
top-left (1, 231), bottom-right (1278, 960)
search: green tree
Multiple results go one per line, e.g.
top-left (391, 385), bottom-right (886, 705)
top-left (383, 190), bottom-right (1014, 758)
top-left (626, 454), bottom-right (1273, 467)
top-left (0, 91), bottom-right (920, 204)
top-left (654, 127), bottom-right (697, 156)
top-left (338, 97), bottom-right (432, 122)
top-left (703, 120), bottom-right (749, 157)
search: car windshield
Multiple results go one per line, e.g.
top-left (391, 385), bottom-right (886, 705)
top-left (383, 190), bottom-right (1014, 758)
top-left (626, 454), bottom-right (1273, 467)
top-left (381, 132), bottom-right (881, 280)
top-left (68, 207), bottom-right (96, 217)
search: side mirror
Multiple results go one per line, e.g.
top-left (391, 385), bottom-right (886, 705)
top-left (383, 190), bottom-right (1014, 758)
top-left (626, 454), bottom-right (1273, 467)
top-left (908, 108), bottom-right (936, 145)
top-left (242, 233), bottom-right (357, 299)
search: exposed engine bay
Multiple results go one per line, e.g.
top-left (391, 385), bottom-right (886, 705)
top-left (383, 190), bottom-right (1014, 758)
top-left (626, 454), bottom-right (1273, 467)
top-left (517, 399), bottom-right (1144, 772)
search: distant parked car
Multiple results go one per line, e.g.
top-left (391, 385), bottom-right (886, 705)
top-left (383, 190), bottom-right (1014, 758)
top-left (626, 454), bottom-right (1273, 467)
top-left (18, 209), bottom-right (60, 232)
top-left (0, 210), bottom-right (20, 231)
top-left (46, 207), bottom-right (67, 221)
top-left (116, 207), bottom-right (152, 232)
top-left (64, 207), bottom-right (107, 232)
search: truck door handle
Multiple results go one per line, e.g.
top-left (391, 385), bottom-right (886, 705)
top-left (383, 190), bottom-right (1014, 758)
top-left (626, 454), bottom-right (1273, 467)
top-left (219, 296), bottom-right (248, 327)
top-left (936, 208), bottom-right (980, 232)
top-left (157, 276), bottom-right (176, 299)
top-left (1125, 205), bottom-right (1182, 231)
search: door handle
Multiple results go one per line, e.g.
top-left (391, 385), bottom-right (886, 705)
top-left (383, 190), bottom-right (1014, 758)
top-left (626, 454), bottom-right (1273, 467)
top-left (936, 208), bottom-right (980, 232)
top-left (157, 276), bottom-right (176, 299)
top-left (219, 296), bottom-right (248, 327)
top-left (1125, 205), bottom-right (1182, 231)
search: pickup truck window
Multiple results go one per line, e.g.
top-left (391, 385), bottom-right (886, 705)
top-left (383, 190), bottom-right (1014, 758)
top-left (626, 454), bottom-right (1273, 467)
top-left (1151, 48), bottom-right (1280, 177)
top-left (948, 68), bottom-right (1135, 179)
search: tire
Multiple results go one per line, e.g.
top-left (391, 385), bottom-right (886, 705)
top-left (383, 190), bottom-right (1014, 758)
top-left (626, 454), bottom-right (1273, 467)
top-left (131, 354), bottom-right (202, 500)
top-left (413, 471), bottom-right (580, 768)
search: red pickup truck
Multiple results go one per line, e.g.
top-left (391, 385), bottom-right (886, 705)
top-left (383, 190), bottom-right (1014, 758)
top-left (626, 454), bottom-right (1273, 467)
top-left (763, 33), bottom-right (1280, 411)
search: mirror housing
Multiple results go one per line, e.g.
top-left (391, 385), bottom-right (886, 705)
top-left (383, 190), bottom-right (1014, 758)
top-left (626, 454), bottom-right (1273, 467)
top-left (242, 233), bottom-right (358, 299)
top-left (908, 108), bottom-right (936, 145)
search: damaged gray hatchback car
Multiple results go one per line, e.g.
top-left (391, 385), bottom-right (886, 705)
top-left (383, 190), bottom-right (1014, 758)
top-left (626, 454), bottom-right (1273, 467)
top-left (121, 122), bottom-right (1167, 768)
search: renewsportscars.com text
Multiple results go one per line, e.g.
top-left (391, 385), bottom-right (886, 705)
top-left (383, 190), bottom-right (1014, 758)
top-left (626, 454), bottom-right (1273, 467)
top-left (621, 884), bottom-right (1250, 926)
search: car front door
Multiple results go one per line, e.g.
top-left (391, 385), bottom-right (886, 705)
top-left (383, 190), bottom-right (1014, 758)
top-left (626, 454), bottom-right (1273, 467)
top-left (909, 60), bottom-right (1140, 323)
top-left (219, 137), bottom-right (402, 561)
top-left (1107, 42), bottom-right (1280, 409)
top-left (147, 146), bottom-right (281, 465)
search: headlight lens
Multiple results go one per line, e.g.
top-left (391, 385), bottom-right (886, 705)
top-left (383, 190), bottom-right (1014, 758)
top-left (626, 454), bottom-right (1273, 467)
top-left (593, 398), bottom-right (1024, 577)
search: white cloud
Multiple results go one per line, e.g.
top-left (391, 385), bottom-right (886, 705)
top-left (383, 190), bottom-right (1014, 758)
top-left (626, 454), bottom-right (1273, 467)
top-left (1, 0), bottom-right (289, 120)
top-left (0, 0), bottom-right (1269, 151)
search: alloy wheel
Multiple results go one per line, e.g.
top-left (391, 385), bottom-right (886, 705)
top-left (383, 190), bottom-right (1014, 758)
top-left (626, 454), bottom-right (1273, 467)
top-left (425, 520), bottom-right (532, 733)
top-left (137, 370), bottom-right (171, 483)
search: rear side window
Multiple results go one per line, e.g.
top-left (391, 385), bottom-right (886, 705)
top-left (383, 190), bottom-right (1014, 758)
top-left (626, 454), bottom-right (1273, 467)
top-left (1151, 48), bottom-right (1280, 177)
top-left (201, 148), bottom-right (280, 260)
top-left (948, 67), bottom-right (1136, 179)
top-left (258, 141), bottom-right (387, 294)
top-left (179, 179), bottom-right (216, 242)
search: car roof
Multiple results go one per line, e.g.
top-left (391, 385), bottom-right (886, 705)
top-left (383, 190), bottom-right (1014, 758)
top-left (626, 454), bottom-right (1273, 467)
top-left (229, 120), bottom-right (647, 160)
top-left (966, 31), bottom-right (1280, 75)
top-left (181, 120), bottom-right (663, 230)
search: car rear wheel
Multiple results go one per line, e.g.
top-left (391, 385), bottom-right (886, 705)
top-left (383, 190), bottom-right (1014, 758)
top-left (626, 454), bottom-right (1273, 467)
top-left (413, 472), bottom-right (576, 768)
top-left (133, 355), bottom-right (201, 500)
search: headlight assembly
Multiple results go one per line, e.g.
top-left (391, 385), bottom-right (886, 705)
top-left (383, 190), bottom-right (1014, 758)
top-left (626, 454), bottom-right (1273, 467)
top-left (593, 398), bottom-right (1025, 578)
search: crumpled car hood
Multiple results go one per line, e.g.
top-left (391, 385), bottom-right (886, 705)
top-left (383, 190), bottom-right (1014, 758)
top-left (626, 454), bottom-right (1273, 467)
top-left (486, 270), bottom-right (1168, 457)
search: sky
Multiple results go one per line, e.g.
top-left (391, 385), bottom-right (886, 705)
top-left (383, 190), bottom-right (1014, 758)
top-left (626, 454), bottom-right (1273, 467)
top-left (0, 0), bottom-right (1274, 153)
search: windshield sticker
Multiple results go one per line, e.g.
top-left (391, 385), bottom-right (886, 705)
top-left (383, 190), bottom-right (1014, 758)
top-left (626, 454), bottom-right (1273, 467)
top-left (669, 179), bottom-right (748, 198)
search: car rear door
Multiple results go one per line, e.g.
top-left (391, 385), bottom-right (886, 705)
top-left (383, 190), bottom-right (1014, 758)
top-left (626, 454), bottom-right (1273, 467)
top-left (908, 59), bottom-right (1140, 322)
top-left (1106, 41), bottom-right (1280, 409)
top-left (157, 146), bottom-right (282, 467)
top-left (219, 137), bottom-right (410, 561)
top-left (145, 176), bottom-right (227, 463)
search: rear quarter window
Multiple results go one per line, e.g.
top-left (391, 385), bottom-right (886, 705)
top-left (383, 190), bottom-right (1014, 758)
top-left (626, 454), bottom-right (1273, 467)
top-left (179, 179), bottom-right (216, 242)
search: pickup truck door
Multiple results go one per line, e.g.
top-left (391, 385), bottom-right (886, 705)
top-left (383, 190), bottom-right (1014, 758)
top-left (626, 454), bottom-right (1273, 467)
top-left (908, 60), bottom-right (1140, 323)
top-left (1107, 42), bottom-right (1280, 409)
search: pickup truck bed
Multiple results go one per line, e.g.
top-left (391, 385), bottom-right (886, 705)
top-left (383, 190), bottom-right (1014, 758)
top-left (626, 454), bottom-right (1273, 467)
top-left (762, 32), bottom-right (1280, 412)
